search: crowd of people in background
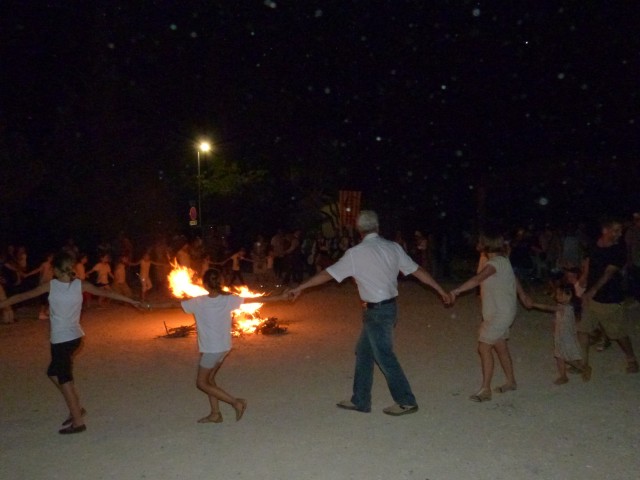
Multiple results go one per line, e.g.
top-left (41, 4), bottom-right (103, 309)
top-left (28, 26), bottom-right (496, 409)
top-left (1, 212), bottom-right (639, 324)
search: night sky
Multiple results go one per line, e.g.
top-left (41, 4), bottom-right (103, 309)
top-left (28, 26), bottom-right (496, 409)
top-left (1, 1), bottom-right (638, 250)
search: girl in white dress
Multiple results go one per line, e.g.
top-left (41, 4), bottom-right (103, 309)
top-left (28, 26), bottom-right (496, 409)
top-left (531, 284), bottom-right (591, 384)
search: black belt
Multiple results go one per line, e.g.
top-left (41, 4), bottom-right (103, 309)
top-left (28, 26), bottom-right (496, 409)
top-left (363, 297), bottom-right (396, 309)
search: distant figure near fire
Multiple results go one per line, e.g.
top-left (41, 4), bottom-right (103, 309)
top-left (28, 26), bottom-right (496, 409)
top-left (289, 210), bottom-right (450, 416)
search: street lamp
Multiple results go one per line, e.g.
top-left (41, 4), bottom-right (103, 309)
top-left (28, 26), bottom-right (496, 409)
top-left (197, 141), bottom-right (211, 230)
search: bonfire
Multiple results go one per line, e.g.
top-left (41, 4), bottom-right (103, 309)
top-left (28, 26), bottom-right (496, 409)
top-left (166, 261), bottom-right (286, 336)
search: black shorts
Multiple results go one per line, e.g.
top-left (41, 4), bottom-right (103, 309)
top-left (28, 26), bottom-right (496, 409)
top-left (47, 337), bottom-right (82, 384)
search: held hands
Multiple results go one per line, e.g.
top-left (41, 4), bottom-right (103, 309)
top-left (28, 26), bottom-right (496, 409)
top-left (521, 294), bottom-right (534, 309)
top-left (439, 291), bottom-right (452, 306)
top-left (447, 290), bottom-right (461, 305)
top-left (287, 287), bottom-right (303, 302)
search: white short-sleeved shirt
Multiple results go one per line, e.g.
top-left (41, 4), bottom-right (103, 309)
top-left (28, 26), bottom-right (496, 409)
top-left (49, 279), bottom-right (84, 344)
top-left (481, 255), bottom-right (517, 321)
top-left (325, 233), bottom-right (419, 303)
top-left (181, 294), bottom-right (244, 353)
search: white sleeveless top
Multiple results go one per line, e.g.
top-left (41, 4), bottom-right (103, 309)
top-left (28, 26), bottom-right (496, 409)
top-left (49, 279), bottom-right (84, 344)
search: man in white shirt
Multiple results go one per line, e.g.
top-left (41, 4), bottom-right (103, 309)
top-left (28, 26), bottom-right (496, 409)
top-left (290, 211), bottom-right (449, 416)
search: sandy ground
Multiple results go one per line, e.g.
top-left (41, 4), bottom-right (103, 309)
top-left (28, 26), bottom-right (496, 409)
top-left (1, 279), bottom-right (639, 480)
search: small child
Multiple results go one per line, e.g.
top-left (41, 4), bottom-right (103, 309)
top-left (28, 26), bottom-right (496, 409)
top-left (151, 268), bottom-right (288, 423)
top-left (222, 248), bottom-right (250, 286)
top-left (87, 254), bottom-right (113, 306)
top-left (131, 251), bottom-right (165, 301)
top-left (111, 255), bottom-right (133, 299)
top-left (531, 283), bottom-right (591, 384)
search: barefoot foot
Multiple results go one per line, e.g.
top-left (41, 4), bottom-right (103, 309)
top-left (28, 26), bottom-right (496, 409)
top-left (553, 376), bottom-right (569, 385)
top-left (469, 389), bottom-right (492, 402)
top-left (234, 398), bottom-right (247, 421)
top-left (198, 413), bottom-right (223, 424)
top-left (494, 383), bottom-right (517, 394)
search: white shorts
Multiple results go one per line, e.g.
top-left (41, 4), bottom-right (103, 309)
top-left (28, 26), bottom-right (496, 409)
top-left (199, 351), bottom-right (229, 369)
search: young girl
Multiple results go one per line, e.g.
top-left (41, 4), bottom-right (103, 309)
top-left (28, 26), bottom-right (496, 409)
top-left (221, 248), bottom-right (250, 286)
top-left (450, 231), bottom-right (532, 402)
top-left (131, 251), bottom-right (166, 301)
top-left (87, 254), bottom-right (113, 306)
top-left (154, 268), bottom-right (288, 424)
top-left (531, 284), bottom-right (591, 384)
top-left (0, 251), bottom-right (141, 434)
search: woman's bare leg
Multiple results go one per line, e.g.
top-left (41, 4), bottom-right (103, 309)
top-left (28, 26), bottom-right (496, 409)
top-left (554, 357), bottom-right (568, 384)
top-left (50, 376), bottom-right (84, 427)
top-left (493, 339), bottom-right (517, 391)
top-left (477, 341), bottom-right (494, 392)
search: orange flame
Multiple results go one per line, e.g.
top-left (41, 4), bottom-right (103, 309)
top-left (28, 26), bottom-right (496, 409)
top-left (167, 261), bottom-right (267, 336)
top-left (167, 260), bottom-right (207, 297)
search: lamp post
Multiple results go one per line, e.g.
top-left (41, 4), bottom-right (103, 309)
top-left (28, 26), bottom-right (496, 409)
top-left (197, 141), bottom-right (211, 230)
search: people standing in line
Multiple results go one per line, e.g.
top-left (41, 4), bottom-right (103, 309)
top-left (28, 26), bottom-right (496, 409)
top-left (530, 283), bottom-right (591, 385)
top-left (151, 268), bottom-right (289, 424)
top-left (625, 212), bottom-right (640, 303)
top-left (289, 211), bottom-right (450, 416)
top-left (578, 218), bottom-right (639, 374)
top-left (0, 251), bottom-right (141, 434)
top-left (449, 230), bottom-right (532, 402)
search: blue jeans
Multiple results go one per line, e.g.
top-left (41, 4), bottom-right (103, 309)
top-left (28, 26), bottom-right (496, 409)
top-left (351, 303), bottom-right (417, 410)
